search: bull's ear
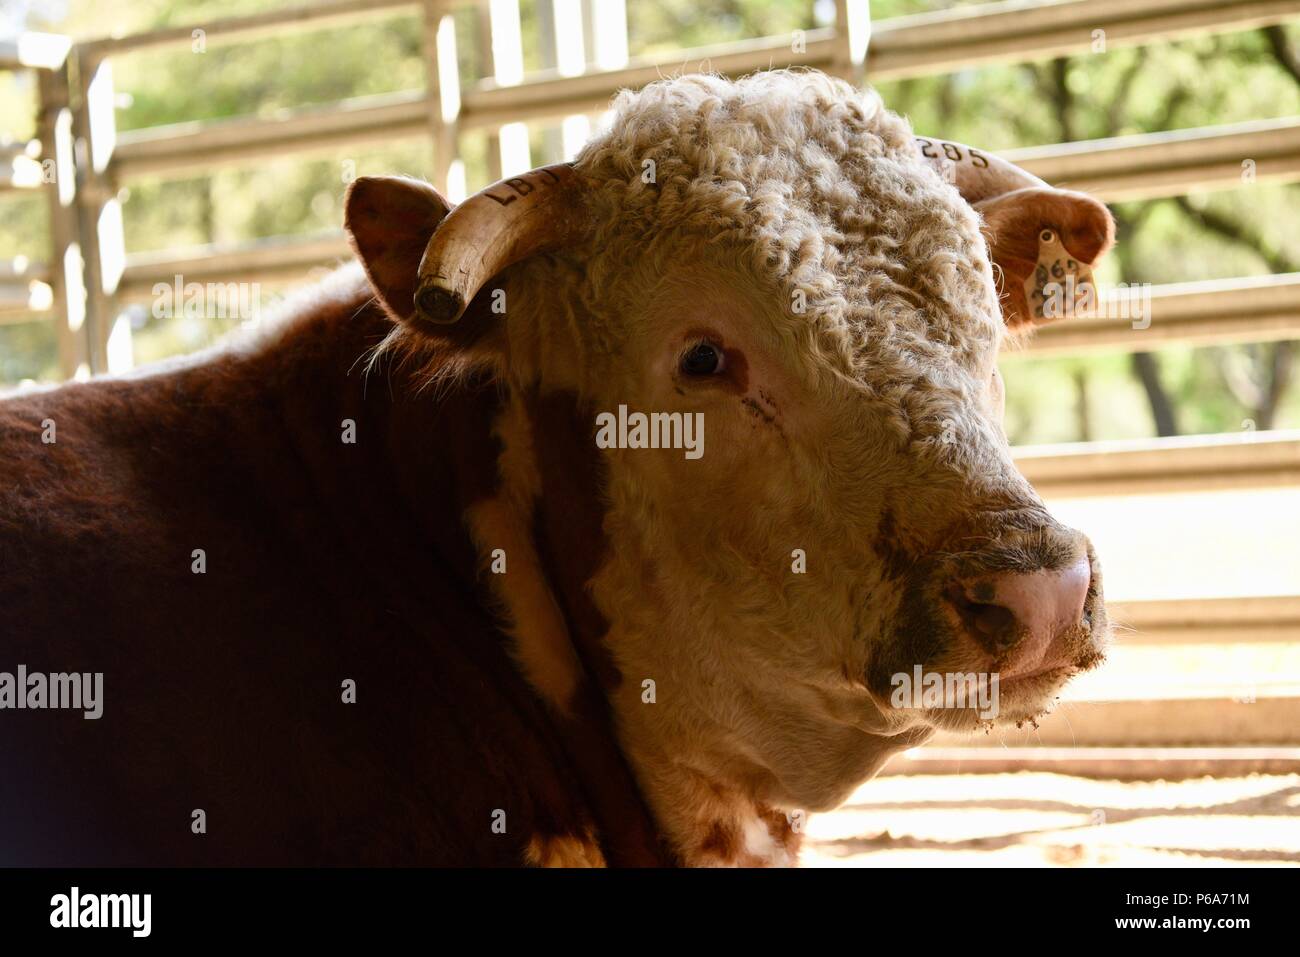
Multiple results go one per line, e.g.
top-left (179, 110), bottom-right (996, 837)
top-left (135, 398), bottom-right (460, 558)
top-left (344, 175), bottom-right (452, 322)
top-left (974, 186), bottom-right (1115, 329)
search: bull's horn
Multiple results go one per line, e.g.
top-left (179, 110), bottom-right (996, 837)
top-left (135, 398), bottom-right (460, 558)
top-left (414, 162), bottom-right (592, 324)
top-left (913, 137), bottom-right (1045, 206)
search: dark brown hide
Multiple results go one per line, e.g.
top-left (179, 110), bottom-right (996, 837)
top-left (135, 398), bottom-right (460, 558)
top-left (0, 284), bottom-right (666, 866)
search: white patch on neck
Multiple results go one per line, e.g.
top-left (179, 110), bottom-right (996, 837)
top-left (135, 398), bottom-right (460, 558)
top-left (742, 814), bottom-right (791, 867)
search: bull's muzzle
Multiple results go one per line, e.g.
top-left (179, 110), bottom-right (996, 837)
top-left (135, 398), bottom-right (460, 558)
top-left (942, 532), bottom-right (1106, 682)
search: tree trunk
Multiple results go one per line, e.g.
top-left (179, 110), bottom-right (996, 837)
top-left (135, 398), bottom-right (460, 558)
top-left (1131, 352), bottom-right (1179, 436)
top-left (1255, 342), bottom-right (1294, 431)
top-left (1072, 367), bottom-right (1092, 441)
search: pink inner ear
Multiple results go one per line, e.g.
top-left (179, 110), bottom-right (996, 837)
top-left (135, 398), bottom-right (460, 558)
top-left (344, 177), bottom-right (453, 322)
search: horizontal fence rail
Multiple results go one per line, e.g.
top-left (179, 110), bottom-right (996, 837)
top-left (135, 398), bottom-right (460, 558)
top-left (1018, 273), bottom-right (1300, 357)
top-left (931, 697), bottom-right (1300, 746)
top-left (0, 287), bottom-right (49, 319)
top-left (110, 98), bottom-right (1300, 203)
top-left (0, 31), bottom-right (72, 70)
top-left (868, 0), bottom-right (1300, 80)
top-left (112, 90), bottom-right (430, 179)
top-left (0, 257), bottom-right (52, 320)
top-left (1108, 595), bottom-right (1300, 644)
top-left (0, 140), bottom-right (45, 191)
top-left (119, 231), bottom-right (352, 297)
top-left (881, 746), bottom-right (1300, 777)
top-left (1014, 430), bottom-right (1300, 497)
top-left (1007, 117), bottom-right (1300, 202)
top-left (76, 0), bottom-right (418, 60)
top-left (78, 0), bottom-right (1300, 116)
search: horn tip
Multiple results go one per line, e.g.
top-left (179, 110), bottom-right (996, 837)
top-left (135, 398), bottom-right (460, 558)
top-left (414, 283), bottom-right (466, 325)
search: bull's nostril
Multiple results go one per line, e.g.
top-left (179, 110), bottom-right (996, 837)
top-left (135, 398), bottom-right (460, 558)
top-left (948, 588), bottom-right (1018, 653)
top-left (968, 601), bottom-right (1015, 641)
top-left (947, 556), bottom-right (1093, 672)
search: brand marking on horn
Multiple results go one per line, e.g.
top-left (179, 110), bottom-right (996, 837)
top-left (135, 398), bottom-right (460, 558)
top-left (485, 167), bottom-right (568, 206)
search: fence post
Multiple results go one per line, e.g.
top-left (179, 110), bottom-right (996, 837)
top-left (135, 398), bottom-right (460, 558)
top-left (474, 0), bottom-right (502, 183)
top-left (588, 0), bottom-right (628, 136)
top-left (589, 0), bottom-right (628, 72)
top-left (537, 0), bottom-right (561, 163)
top-left (538, 0), bottom-right (590, 163)
top-left (423, 0), bottom-right (464, 200)
top-left (71, 48), bottom-right (129, 374)
top-left (488, 0), bottom-right (530, 177)
top-left (833, 0), bottom-right (871, 87)
top-left (36, 51), bottom-right (90, 379)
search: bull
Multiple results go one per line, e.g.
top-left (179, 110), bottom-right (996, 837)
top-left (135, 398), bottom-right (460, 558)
top-left (0, 70), bottom-right (1113, 866)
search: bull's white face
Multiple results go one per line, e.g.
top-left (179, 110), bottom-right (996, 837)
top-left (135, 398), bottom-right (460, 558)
top-left (566, 221), bottom-right (1107, 816)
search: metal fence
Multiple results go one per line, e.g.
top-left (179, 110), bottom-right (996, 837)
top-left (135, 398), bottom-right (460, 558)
top-left (4, 0), bottom-right (1300, 762)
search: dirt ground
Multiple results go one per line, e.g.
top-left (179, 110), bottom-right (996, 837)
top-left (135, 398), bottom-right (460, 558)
top-left (802, 771), bottom-right (1300, 867)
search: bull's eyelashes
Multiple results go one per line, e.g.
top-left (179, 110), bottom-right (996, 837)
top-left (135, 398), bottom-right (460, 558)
top-left (679, 340), bottom-right (727, 378)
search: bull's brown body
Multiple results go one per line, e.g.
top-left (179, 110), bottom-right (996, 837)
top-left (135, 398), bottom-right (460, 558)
top-left (0, 282), bottom-right (665, 866)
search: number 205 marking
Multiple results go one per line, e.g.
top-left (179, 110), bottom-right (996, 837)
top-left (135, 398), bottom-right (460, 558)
top-left (915, 138), bottom-right (989, 168)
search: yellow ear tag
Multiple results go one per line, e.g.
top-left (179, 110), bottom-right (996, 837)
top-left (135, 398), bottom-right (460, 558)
top-left (1024, 229), bottom-right (1096, 322)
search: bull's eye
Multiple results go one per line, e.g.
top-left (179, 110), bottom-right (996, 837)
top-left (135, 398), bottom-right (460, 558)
top-left (680, 341), bottom-right (726, 377)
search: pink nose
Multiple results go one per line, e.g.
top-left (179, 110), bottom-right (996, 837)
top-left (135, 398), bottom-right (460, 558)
top-left (947, 557), bottom-right (1091, 677)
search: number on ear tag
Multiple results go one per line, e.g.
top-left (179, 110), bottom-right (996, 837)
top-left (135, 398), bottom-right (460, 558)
top-left (1024, 229), bottom-right (1096, 322)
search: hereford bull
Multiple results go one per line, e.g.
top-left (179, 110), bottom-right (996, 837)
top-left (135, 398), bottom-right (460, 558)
top-left (0, 70), bottom-right (1113, 866)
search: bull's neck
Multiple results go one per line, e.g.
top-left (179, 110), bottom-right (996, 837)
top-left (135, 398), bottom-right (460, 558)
top-left (243, 282), bottom-right (498, 606)
top-left (487, 381), bottom-right (802, 865)
top-left (240, 286), bottom-right (669, 865)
